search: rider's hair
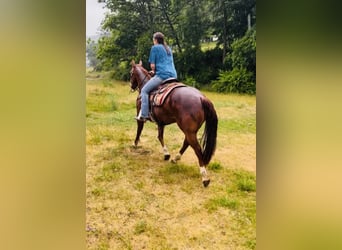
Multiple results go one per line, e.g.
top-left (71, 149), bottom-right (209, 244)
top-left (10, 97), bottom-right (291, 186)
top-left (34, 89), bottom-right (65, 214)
top-left (153, 32), bottom-right (171, 55)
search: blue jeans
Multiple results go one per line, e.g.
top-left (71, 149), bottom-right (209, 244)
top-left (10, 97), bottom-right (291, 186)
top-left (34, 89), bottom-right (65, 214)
top-left (140, 76), bottom-right (163, 117)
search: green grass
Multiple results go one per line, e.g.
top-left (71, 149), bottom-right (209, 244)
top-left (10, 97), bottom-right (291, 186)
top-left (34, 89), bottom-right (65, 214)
top-left (134, 220), bottom-right (148, 235)
top-left (86, 71), bottom-right (256, 249)
top-left (205, 196), bottom-right (239, 212)
top-left (235, 170), bottom-right (256, 192)
top-left (86, 88), bottom-right (118, 113)
top-left (207, 161), bottom-right (223, 172)
top-left (203, 168), bottom-right (256, 248)
top-left (219, 117), bottom-right (256, 133)
top-left (94, 162), bottom-right (124, 182)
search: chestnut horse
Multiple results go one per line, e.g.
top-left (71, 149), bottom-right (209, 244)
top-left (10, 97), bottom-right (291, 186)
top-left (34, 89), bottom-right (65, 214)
top-left (130, 60), bottom-right (218, 187)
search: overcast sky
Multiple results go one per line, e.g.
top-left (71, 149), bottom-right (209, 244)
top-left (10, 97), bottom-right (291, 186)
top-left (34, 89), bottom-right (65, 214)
top-left (86, 0), bottom-right (108, 37)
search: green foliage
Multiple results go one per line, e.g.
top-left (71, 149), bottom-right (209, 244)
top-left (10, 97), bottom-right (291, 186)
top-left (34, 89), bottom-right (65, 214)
top-left (212, 29), bottom-right (256, 94)
top-left (225, 28), bottom-right (256, 81)
top-left (202, 47), bottom-right (223, 82)
top-left (110, 61), bottom-right (130, 81)
top-left (136, 33), bottom-right (153, 67)
top-left (86, 39), bottom-right (100, 70)
top-left (212, 68), bottom-right (255, 94)
top-left (96, 34), bottom-right (120, 71)
top-left (94, 0), bottom-right (256, 89)
top-left (181, 0), bottom-right (208, 50)
top-left (183, 76), bottom-right (198, 88)
top-left (174, 47), bottom-right (222, 85)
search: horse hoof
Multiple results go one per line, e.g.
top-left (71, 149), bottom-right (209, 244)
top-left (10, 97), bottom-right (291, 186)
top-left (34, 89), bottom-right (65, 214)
top-left (202, 179), bottom-right (210, 187)
top-left (164, 154), bottom-right (170, 160)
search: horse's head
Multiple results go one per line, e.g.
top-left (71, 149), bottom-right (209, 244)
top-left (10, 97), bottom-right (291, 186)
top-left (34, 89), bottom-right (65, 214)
top-left (130, 60), bottom-right (150, 92)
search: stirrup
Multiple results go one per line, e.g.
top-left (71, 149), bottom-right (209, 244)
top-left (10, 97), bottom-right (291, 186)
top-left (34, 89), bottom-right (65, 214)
top-left (135, 114), bottom-right (151, 122)
top-left (135, 116), bottom-right (146, 122)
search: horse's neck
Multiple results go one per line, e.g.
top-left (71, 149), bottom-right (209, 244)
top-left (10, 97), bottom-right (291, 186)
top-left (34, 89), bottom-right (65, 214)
top-left (136, 67), bottom-right (149, 90)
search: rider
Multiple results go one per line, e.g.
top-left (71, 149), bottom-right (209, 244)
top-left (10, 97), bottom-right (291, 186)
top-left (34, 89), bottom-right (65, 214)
top-left (136, 32), bottom-right (177, 122)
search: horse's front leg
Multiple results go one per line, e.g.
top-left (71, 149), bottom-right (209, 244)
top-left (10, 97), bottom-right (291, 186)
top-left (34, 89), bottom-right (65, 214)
top-left (134, 120), bottom-right (144, 147)
top-left (157, 125), bottom-right (170, 160)
top-left (134, 102), bottom-right (145, 146)
top-left (134, 100), bottom-right (144, 147)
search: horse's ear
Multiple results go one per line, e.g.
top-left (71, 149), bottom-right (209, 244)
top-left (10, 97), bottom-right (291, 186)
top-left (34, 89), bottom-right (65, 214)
top-left (131, 60), bottom-right (135, 66)
top-left (139, 60), bottom-right (142, 66)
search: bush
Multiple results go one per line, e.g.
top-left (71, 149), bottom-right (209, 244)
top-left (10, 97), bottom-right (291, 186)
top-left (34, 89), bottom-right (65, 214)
top-left (110, 61), bottom-right (130, 81)
top-left (174, 47), bottom-right (222, 85)
top-left (225, 29), bottom-right (256, 82)
top-left (211, 68), bottom-right (255, 94)
top-left (183, 76), bottom-right (198, 88)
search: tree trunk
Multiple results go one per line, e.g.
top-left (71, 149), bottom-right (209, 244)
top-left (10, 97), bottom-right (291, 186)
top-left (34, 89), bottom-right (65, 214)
top-left (222, 1), bottom-right (228, 63)
top-left (248, 13), bottom-right (251, 30)
top-left (161, 7), bottom-right (182, 52)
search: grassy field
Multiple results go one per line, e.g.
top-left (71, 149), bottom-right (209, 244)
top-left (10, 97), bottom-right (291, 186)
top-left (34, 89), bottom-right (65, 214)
top-left (86, 69), bottom-right (256, 249)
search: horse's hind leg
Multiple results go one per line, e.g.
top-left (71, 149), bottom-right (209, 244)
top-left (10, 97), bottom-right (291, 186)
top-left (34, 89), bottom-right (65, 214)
top-left (171, 138), bottom-right (189, 163)
top-left (186, 133), bottom-right (210, 187)
top-left (158, 125), bottom-right (170, 160)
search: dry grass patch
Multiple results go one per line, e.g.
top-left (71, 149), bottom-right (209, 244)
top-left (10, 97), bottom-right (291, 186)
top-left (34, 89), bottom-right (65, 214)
top-left (86, 72), bottom-right (256, 249)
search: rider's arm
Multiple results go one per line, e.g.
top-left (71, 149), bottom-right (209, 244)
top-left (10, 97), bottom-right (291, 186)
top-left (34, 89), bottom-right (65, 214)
top-left (150, 63), bottom-right (155, 72)
top-left (149, 63), bottom-right (156, 76)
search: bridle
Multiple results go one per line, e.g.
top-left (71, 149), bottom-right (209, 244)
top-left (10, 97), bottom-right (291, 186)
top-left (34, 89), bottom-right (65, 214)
top-left (130, 66), bottom-right (150, 92)
top-left (130, 70), bottom-right (138, 92)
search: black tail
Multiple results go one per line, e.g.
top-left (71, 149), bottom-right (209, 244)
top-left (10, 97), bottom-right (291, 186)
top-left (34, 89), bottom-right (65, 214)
top-left (201, 98), bottom-right (218, 165)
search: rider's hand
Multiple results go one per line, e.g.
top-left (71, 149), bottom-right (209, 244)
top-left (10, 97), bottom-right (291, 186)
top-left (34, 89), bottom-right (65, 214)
top-left (148, 70), bottom-right (155, 76)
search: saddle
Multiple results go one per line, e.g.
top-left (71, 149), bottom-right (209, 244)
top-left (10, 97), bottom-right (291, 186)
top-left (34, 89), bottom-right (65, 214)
top-left (149, 79), bottom-right (186, 107)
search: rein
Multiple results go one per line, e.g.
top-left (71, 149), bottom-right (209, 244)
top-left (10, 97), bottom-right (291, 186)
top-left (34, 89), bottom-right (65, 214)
top-left (140, 73), bottom-right (149, 90)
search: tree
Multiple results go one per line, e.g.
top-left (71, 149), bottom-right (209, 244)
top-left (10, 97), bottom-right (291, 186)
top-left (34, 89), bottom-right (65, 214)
top-left (181, 0), bottom-right (208, 50)
top-left (212, 28), bottom-right (256, 94)
top-left (209, 0), bottom-right (256, 62)
top-left (157, 0), bottom-right (184, 52)
top-left (96, 0), bottom-right (153, 71)
top-left (94, 0), bottom-right (256, 89)
top-left (86, 38), bottom-right (100, 70)
top-left (227, 27), bottom-right (256, 81)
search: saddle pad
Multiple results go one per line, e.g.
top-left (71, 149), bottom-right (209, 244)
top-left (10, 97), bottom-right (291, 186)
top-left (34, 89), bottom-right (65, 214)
top-left (151, 82), bottom-right (186, 106)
